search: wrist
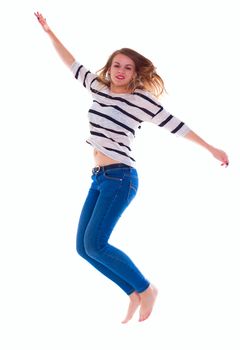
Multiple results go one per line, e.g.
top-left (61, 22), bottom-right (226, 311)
top-left (205, 144), bottom-right (215, 153)
top-left (46, 27), bottom-right (53, 35)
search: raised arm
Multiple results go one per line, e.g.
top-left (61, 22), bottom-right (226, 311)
top-left (184, 130), bottom-right (229, 167)
top-left (34, 12), bottom-right (75, 68)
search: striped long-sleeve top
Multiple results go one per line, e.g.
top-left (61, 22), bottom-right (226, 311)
top-left (71, 61), bottom-right (191, 167)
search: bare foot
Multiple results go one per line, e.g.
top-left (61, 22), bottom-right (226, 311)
top-left (121, 291), bottom-right (141, 324)
top-left (139, 284), bottom-right (158, 322)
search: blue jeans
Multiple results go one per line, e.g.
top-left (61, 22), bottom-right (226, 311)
top-left (76, 163), bottom-right (150, 295)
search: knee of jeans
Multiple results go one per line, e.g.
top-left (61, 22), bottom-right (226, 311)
top-left (76, 240), bottom-right (88, 258)
top-left (84, 239), bottom-right (101, 259)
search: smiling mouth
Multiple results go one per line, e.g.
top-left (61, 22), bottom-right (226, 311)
top-left (116, 75), bottom-right (125, 80)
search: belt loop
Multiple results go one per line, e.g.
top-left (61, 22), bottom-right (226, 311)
top-left (95, 165), bottom-right (101, 173)
top-left (92, 165), bottom-right (101, 175)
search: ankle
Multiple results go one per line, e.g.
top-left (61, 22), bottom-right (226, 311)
top-left (140, 284), bottom-right (156, 297)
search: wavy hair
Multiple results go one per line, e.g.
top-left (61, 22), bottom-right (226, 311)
top-left (96, 48), bottom-right (165, 98)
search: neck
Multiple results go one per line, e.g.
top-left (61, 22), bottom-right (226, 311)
top-left (110, 84), bottom-right (131, 94)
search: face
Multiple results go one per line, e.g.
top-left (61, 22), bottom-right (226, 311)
top-left (108, 53), bottom-right (136, 93)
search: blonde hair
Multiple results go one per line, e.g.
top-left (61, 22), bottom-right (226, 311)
top-left (96, 48), bottom-right (165, 98)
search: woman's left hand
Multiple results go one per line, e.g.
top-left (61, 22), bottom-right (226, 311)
top-left (210, 147), bottom-right (229, 167)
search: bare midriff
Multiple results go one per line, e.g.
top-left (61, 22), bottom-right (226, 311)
top-left (93, 149), bottom-right (121, 166)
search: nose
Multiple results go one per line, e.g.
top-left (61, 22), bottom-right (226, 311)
top-left (117, 68), bottom-right (125, 76)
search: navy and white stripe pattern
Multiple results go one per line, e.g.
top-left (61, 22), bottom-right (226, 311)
top-left (71, 61), bottom-right (191, 167)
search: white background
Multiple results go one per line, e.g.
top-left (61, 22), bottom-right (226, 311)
top-left (0, 1), bottom-right (239, 349)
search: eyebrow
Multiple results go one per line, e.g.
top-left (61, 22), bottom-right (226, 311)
top-left (113, 61), bottom-right (134, 67)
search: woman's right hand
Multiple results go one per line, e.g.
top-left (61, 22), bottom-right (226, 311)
top-left (34, 12), bottom-right (50, 32)
top-left (34, 11), bottom-right (75, 67)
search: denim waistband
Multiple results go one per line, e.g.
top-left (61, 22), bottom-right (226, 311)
top-left (92, 163), bottom-right (132, 174)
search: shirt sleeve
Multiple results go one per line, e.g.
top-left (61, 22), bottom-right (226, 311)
top-left (70, 61), bottom-right (99, 92)
top-left (150, 106), bottom-right (191, 136)
top-left (138, 90), bottom-right (191, 137)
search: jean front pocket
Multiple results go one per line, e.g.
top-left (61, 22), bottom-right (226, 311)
top-left (127, 176), bottom-right (138, 203)
top-left (103, 168), bottom-right (125, 181)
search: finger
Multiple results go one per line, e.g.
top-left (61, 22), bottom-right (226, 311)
top-left (34, 12), bottom-right (41, 21)
top-left (221, 161), bottom-right (229, 167)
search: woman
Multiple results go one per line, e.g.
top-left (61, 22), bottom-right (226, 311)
top-left (34, 12), bottom-right (229, 323)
